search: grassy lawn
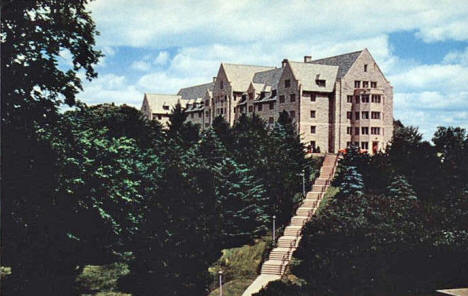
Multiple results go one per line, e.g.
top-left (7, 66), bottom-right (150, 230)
top-left (76, 263), bottom-right (130, 296)
top-left (317, 185), bottom-right (339, 214)
top-left (72, 236), bottom-right (272, 296)
top-left (208, 236), bottom-right (272, 296)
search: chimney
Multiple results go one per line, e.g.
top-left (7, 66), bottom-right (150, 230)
top-left (213, 77), bottom-right (217, 83)
top-left (282, 58), bottom-right (288, 68)
top-left (304, 55), bottom-right (312, 63)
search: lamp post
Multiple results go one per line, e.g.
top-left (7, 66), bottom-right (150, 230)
top-left (301, 169), bottom-right (306, 198)
top-left (272, 215), bottom-right (276, 246)
top-left (218, 270), bottom-right (223, 296)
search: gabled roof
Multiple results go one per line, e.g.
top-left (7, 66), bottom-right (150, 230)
top-left (222, 63), bottom-right (275, 92)
top-left (144, 93), bottom-right (181, 114)
top-left (252, 68), bottom-right (283, 88)
top-left (309, 50), bottom-right (363, 79)
top-left (288, 62), bottom-right (338, 92)
top-left (177, 82), bottom-right (214, 100)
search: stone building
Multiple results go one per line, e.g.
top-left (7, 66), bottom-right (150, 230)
top-left (140, 49), bottom-right (393, 154)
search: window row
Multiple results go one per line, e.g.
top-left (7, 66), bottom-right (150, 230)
top-left (347, 111), bottom-right (381, 120)
top-left (346, 126), bottom-right (382, 135)
top-left (189, 112), bottom-right (203, 119)
top-left (279, 94), bottom-right (296, 103)
top-left (354, 80), bottom-right (378, 88)
top-left (347, 94), bottom-right (382, 104)
top-left (346, 141), bottom-right (370, 150)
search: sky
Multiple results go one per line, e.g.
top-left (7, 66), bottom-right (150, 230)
top-left (70, 0), bottom-right (468, 139)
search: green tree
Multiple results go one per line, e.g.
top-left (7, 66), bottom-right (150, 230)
top-left (166, 102), bottom-right (200, 147)
top-left (1, 1), bottom-right (102, 294)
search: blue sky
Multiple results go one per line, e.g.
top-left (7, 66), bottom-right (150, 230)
top-left (71, 0), bottom-right (468, 139)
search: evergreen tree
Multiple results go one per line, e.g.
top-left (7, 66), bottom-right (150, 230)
top-left (166, 102), bottom-right (200, 148)
top-left (211, 115), bottom-right (233, 148)
top-left (338, 165), bottom-right (365, 197)
top-left (386, 175), bottom-right (417, 201)
top-left (214, 158), bottom-right (269, 248)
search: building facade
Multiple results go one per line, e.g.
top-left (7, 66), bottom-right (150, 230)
top-left (140, 49), bottom-right (393, 154)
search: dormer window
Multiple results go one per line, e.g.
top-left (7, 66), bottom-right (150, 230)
top-left (163, 105), bottom-right (169, 110)
top-left (220, 80), bottom-right (224, 89)
top-left (271, 89), bottom-right (277, 97)
top-left (260, 92), bottom-right (265, 99)
top-left (285, 79), bottom-right (291, 88)
top-left (242, 94), bottom-right (247, 101)
top-left (364, 64), bottom-right (368, 72)
top-left (316, 79), bottom-right (326, 87)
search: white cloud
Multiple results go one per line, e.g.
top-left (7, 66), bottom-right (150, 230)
top-left (88, 0), bottom-right (468, 48)
top-left (131, 60), bottom-right (151, 71)
top-left (154, 51), bottom-right (169, 65)
top-left (78, 74), bottom-right (141, 107)
top-left (443, 46), bottom-right (468, 65)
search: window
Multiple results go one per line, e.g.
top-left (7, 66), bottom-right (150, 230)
top-left (190, 113), bottom-right (194, 118)
top-left (205, 100), bottom-right (209, 106)
top-left (285, 79), bottom-right (291, 88)
top-left (362, 127), bottom-right (369, 135)
top-left (290, 94), bottom-right (296, 102)
top-left (347, 112), bottom-right (352, 119)
top-left (249, 92), bottom-right (254, 100)
top-left (347, 127), bottom-right (352, 135)
top-left (355, 127), bottom-right (359, 135)
top-left (371, 81), bottom-right (377, 88)
top-left (258, 104), bottom-right (263, 111)
top-left (279, 95), bottom-right (285, 103)
top-left (269, 102), bottom-right (274, 110)
top-left (346, 141), bottom-right (352, 147)
top-left (163, 105), bottom-right (170, 110)
top-left (199, 112), bottom-right (202, 118)
top-left (310, 110), bottom-right (316, 118)
top-left (371, 112), bottom-right (381, 119)
top-left (272, 89), bottom-right (277, 97)
top-left (362, 111), bottom-right (369, 119)
top-left (221, 108), bottom-right (224, 114)
top-left (290, 110), bottom-right (295, 118)
top-left (316, 79), bottom-right (326, 87)
top-left (371, 95), bottom-right (381, 103)
top-left (310, 94), bottom-right (316, 102)
top-left (248, 105), bottom-right (253, 112)
top-left (355, 112), bottom-right (360, 120)
top-left (361, 142), bottom-right (369, 150)
top-left (311, 141), bottom-right (316, 150)
top-left (310, 126), bottom-right (316, 134)
top-left (269, 117), bottom-right (274, 124)
top-left (347, 95), bottom-right (353, 103)
top-left (220, 80), bottom-right (224, 89)
top-left (157, 114), bottom-right (162, 120)
top-left (361, 94), bottom-right (369, 103)
top-left (371, 127), bottom-right (380, 135)
top-left (355, 95), bottom-right (360, 104)
top-left (354, 80), bottom-right (361, 88)
top-left (364, 64), bottom-right (368, 72)
top-left (363, 81), bottom-right (369, 88)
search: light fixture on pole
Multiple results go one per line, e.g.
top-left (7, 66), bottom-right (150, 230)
top-left (301, 169), bottom-right (306, 197)
top-left (218, 270), bottom-right (223, 296)
top-left (272, 215), bottom-right (276, 245)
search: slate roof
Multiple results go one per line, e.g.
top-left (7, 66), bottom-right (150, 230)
top-left (177, 82), bottom-right (214, 100)
top-left (288, 62), bottom-right (338, 92)
top-left (309, 50), bottom-right (362, 79)
top-left (222, 63), bottom-right (275, 92)
top-left (143, 93), bottom-right (181, 114)
top-left (252, 68), bottom-right (283, 88)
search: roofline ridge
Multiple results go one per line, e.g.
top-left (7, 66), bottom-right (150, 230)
top-left (310, 49), bottom-right (363, 62)
top-left (145, 93), bottom-right (180, 96)
top-left (179, 81), bottom-right (214, 89)
top-left (222, 62), bottom-right (275, 68)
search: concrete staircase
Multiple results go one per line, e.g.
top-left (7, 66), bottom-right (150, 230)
top-left (257, 153), bottom-right (339, 277)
